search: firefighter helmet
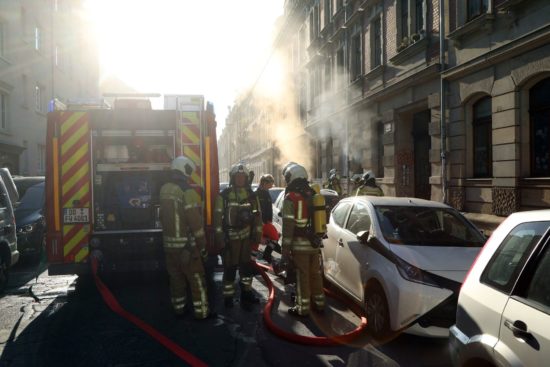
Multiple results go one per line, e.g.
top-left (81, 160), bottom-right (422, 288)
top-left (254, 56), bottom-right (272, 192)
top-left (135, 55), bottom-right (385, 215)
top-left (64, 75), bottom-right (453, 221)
top-left (362, 170), bottom-right (375, 185)
top-left (171, 156), bottom-right (195, 177)
top-left (284, 163), bottom-right (308, 184)
top-left (281, 161), bottom-right (298, 178)
top-left (229, 162), bottom-right (249, 179)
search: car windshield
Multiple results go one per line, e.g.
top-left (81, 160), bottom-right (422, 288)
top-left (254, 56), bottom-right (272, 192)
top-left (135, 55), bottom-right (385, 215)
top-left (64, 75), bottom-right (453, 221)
top-left (374, 205), bottom-right (486, 247)
top-left (17, 184), bottom-right (44, 211)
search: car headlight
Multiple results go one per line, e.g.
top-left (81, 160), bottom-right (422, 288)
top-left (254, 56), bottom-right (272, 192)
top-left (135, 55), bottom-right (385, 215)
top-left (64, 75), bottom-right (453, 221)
top-left (395, 256), bottom-right (440, 288)
top-left (17, 223), bottom-right (37, 233)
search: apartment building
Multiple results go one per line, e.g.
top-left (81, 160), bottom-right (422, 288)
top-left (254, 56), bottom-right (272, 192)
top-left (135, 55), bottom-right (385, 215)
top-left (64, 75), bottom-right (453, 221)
top-left (0, 0), bottom-right (99, 175)
top-left (220, 0), bottom-right (550, 228)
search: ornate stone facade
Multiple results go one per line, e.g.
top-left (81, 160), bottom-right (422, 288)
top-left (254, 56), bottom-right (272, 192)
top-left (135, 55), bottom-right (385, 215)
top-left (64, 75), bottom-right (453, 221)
top-left (492, 187), bottom-right (520, 217)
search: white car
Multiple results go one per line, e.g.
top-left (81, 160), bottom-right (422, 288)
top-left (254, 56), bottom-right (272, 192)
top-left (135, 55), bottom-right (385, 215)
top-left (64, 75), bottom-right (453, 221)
top-left (322, 196), bottom-right (486, 338)
top-left (449, 210), bottom-right (550, 367)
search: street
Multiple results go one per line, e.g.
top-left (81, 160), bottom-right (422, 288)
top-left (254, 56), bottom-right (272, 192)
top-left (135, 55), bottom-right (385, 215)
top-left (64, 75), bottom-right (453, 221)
top-left (0, 259), bottom-right (452, 367)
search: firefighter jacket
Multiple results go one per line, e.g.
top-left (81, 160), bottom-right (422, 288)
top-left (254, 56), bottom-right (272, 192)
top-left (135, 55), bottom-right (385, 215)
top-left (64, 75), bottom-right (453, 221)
top-left (255, 187), bottom-right (273, 223)
top-left (213, 187), bottom-right (263, 248)
top-left (281, 191), bottom-right (318, 254)
top-left (328, 178), bottom-right (342, 196)
top-left (356, 184), bottom-right (384, 197)
top-left (159, 182), bottom-right (206, 251)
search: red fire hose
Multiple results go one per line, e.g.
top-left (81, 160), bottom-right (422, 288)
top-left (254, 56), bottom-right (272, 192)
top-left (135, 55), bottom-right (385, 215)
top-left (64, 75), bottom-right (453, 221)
top-left (255, 261), bottom-right (368, 346)
top-left (90, 256), bottom-right (208, 367)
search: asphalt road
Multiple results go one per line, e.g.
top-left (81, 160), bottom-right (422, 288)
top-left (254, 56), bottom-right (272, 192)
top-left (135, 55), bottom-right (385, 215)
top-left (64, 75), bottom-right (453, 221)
top-left (0, 259), bottom-right (452, 367)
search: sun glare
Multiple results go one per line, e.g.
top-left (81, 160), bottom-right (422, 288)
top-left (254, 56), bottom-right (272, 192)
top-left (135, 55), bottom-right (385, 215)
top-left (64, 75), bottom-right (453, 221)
top-left (84, 0), bottom-right (284, 121)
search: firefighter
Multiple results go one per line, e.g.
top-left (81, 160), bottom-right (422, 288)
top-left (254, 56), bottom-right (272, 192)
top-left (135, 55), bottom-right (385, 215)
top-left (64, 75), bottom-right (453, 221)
top-left (281, 163), bottom-right (325, 316)
top-left (356, 170), bottom-right (384, 196)
top-left (326, 168), bottom-right (343, 196)
top-left (255, 174), bottom-right (275, 263)
top-left (159, 156), bottom-right (211, 320)
top-left (214, 162), bottom-right (263, 310)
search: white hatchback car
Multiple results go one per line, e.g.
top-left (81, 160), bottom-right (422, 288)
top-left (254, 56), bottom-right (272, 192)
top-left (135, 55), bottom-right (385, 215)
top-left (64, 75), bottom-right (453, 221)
top-left (449, 210), bottom-right (550, 367)
top-left (322, 196), bottom-right (486, 338)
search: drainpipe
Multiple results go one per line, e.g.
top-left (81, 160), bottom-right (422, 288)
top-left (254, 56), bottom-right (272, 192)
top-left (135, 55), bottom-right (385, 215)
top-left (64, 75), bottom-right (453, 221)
top-left (440, 0), bottom-right (447, 203)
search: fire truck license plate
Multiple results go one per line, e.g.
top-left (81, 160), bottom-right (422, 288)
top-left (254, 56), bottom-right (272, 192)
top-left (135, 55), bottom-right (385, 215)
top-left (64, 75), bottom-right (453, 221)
top-left (63, 208), bottom-right (90, 224)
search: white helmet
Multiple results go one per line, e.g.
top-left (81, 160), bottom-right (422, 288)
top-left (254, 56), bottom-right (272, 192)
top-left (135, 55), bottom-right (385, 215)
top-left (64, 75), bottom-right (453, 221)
top-left (281, 161), bottom-right (297, 177)
top-left (284, 163), bottom-right (308, 184)
top-left (362, 170), bottom-right (375, 184)
top-left (171, 156), bottom-right (195, 177)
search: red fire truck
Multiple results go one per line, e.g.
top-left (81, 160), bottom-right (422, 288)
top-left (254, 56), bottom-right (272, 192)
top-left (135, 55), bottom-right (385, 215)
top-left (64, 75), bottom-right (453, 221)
top-left (45, 95), bottom-right (219, 275)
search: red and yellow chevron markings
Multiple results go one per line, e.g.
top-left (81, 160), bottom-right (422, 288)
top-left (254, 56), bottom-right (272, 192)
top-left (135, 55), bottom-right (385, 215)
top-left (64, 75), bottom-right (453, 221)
top-left (59, 111), bottom-right (91, 263)
top-left (179, 111), bottom-right (202, 186)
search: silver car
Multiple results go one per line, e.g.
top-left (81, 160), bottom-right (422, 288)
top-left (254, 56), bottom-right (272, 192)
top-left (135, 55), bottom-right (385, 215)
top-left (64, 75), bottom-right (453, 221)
top-left (450, 209), bottom-right (550, 367)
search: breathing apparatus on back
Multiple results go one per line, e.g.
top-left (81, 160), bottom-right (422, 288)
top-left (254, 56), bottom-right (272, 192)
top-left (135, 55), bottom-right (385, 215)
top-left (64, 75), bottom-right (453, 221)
top-left (283, 164), bottom-right (326, 245)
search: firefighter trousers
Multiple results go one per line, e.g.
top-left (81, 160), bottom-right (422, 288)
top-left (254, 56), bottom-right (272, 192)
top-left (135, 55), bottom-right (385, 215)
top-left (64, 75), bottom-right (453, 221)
top-left (164, 246), bottom-right (209, 319)
top-left (222, 237), bottom-right (255, 298)
top-left (291, 250), bottom-right (325, 316)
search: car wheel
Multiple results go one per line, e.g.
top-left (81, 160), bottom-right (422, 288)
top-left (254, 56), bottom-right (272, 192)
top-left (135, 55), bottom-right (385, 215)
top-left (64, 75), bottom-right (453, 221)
top-left (0, 254), bottom-right (9, 293)
top-left (365, 283), bottom-right (390, 338)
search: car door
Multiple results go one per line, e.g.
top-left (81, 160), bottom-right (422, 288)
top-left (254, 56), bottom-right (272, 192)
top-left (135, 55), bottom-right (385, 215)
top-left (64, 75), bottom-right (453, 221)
top-left (322, 201), bottom-right (351, 283)
top-left (335, 200), bottom-right (372, 300)
top-left (496, 233), bottom-right (550, 366)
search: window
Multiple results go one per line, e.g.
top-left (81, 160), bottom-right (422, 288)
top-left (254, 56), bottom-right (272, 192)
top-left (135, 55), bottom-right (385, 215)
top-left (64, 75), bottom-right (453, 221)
top-left (336, 47), bottom-right (345, 89)
top-left (467, 0), bottom-right (488, 21)
top-left (481, 221), bottom-right (550, 293)
top-left (55, 45), bottom-right (63, 69)
top-left (21, 75), bottom-right (28, 108)
top-left (324, 58), bottom-right (331, 92)
top-left (350, 33), bottom-right (362, 80)
top-left (530, 78), bottom-right (550, 177)
top-left (332, 202), bottom-right (351, 227)
top-left (323, 0), bottom-right (331, 27)
top-left (415, 0), bottom-right (424, 33)
top-left (524, 244), bottom-right (550, 309)
top-left (473, 97), bottom-right (492, 178)
top-left (0, 92), bottom-right (7, 130)
top-left (377, 122), bottom-right (384, 177)
top-left (372, 17), bottom-right (382, 68)
top-left (35, 84), bottom-right (44, 112)
top-left (34, 26), bottom-right (41, 51)
top-left (309, 5), bottom-right (320, 42)
top-left (346, 202), bottom-right (371, 234)
top-left (0, 22), bottom-right (5, 57)
top-left (400, 0), bottom-right (409, 39)
top-left (38, 144), bottom-right (46, 173)
top-left (398, 0), bottom-right (426, 46)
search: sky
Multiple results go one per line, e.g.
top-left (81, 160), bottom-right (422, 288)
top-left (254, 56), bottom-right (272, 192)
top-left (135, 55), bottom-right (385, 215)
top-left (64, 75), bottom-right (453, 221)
top-left (84, 0), bottom-right (285, 132)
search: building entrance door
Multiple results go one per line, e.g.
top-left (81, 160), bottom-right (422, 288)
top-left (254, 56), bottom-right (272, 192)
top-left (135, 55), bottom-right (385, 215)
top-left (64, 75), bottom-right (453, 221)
top-left (413, 110), bottom-right (431, 200)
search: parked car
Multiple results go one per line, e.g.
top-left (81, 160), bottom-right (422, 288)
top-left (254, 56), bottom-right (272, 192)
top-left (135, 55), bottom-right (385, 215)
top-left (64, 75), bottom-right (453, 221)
top-left (219, 182), bottom-right (229, 192)
top-left (322, 196), bottom-right (487, 338)
top-left (13, 176), bottom-right (45, 199)
top-left (268, 187), bottom-right (284, 203)
top-left (0, 168), bottom-right (19, 206)
top-left (449, 209), bottom-right (550, 367)
top-left (0, 175), bottom-right (19, 293)
top-left (14, 182), bottom-right (46, 262)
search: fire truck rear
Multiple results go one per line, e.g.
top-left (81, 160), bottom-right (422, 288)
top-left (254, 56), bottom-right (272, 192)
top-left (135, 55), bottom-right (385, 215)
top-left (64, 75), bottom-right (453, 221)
top-left (45, 95), bottom-right (219, 275)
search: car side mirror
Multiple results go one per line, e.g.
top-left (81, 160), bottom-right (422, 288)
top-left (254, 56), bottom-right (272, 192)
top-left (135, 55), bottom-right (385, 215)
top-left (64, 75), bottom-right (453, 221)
top-left (278, 212), bottom-right (282, 218)
top-left (356, 230), bottom-right (370, 245)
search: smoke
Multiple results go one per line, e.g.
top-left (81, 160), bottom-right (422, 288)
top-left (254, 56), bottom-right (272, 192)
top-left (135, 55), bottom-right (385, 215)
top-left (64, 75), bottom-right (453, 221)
top-left (232, 32), bottom-right (373, 181)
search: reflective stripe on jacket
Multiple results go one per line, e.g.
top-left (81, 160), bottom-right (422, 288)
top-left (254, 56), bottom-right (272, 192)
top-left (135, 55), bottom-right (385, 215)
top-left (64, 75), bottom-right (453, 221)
top-left (160, 182), bottom-right (206, 249)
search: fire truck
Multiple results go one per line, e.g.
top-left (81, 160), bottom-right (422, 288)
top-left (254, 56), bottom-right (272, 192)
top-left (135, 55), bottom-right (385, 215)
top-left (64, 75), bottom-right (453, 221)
top-left (45, 95), bottom-right (219, 275)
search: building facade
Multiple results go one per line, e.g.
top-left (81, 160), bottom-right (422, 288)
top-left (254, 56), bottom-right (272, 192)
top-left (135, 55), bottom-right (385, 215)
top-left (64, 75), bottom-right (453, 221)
top-left (220, 0), bottom-right (550, 229)
top-left (0, 0), bottom-right (99, 175)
